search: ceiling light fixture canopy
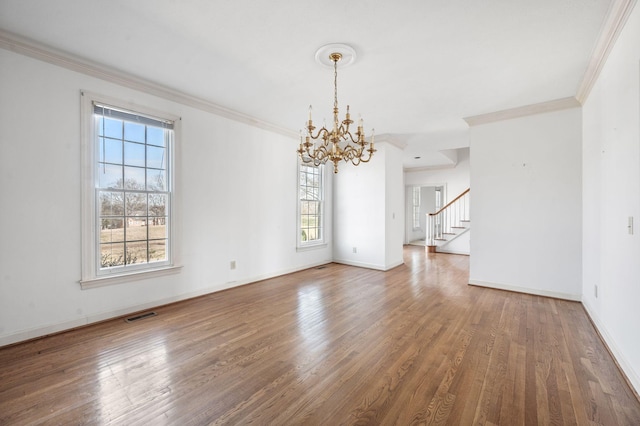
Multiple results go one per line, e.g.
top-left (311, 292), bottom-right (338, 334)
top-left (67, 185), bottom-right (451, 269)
top-left (298, 44), bottom-right (375, 173)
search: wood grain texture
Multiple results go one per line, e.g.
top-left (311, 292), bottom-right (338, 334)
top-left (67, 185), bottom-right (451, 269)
top-left (1, 246), bottom-right (639, 425)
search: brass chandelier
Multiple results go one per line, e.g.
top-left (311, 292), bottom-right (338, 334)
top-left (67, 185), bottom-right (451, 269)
top-left (297, 46), bottom-right (375, 173)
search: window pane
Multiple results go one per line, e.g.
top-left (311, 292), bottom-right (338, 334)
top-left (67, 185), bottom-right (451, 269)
top-left (149, 221), bottom-right (168, 238)
top-left (100, 219), bottom-right (124, 243)
top-left (147, 168), bottom-right (166, 191)
top-left (100, 243), bottom-right (125, 267)
top-left (125, 192), bottom-right (147, 217)
top-left (126, 241), bottom-right (148, 264)
top-left (124, 166), bottom-right (145, 189)
top-left (99, 137), bottom-right (122, 164)
top-left (124, 122), bottom-right (145, 143)
top-left (126, 219), bottom-right (147, 242)
top-left (124, 141), bottom-right (145, 167)
top-left (98, 163), bottom-right (123, 188)
top-left (149, 239), bottom-right (167, 262)
top-left (147, 127), bottom-right (166, 147)
top-left (308, 201), bottom-right (319, 215)
top-left (148, 194), bottom-right (167, 217)
top-left (102, 117), bottom-right (122, 139)
top-left (147, 145), bottom-right (166, 169)
top-left (99, 191), bottom-right (124, 216)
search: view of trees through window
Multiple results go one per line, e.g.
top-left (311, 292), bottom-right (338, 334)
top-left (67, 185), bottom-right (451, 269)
top-left (299, 164), bottom-right (323, 243)
top-left (96, 105), bottom-right (172, 268)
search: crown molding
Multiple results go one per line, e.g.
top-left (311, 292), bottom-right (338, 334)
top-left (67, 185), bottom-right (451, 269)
top-left (463, 0), bottom-right (636, 127)
top-left (576, 0), bottom-right (637, 103)
top-left (0, 29), bottom-right (298, 139)
top-left (463, 96), bottom-right (581, 127)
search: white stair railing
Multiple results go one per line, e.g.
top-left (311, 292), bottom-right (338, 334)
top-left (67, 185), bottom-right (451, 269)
top-left (427, 188), bottom-right (470, 247)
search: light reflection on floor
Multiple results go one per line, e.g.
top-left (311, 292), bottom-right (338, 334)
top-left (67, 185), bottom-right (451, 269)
top-left (97, 335), bottom-right (170, 420)
top-left (296, 286), bottom-right (328, 354)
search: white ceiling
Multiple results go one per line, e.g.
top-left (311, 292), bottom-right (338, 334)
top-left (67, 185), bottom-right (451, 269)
top-left (0, 0), bottom-right (613, 169)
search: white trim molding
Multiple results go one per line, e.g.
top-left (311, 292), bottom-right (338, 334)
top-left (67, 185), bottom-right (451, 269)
top-left (468, 279), bottom-right (582, 301)
top-left (463, 97), bottom-right (581, 127)
top-left (576, 0), bottom-right (638, 103)
top-left (0, 29), bottom-right (297, 139)
top-left (333, 259), bottom-right (404, 271)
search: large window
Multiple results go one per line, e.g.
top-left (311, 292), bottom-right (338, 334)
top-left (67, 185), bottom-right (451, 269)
top-left (81, 93), bottom-right (179, 287)
top-left (412, 186), bottom-right (421, 229)
top-left (298, 164), bottom-right (324, 247)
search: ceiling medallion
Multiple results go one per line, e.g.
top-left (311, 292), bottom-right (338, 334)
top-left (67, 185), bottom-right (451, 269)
top-left (297, 44), bottom-right (375, 173)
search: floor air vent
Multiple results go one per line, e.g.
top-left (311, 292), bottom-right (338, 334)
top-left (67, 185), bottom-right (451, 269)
top-left (125, 311), bottom-right (157, 323)
top-left (316, 266), bottom-right (327, 270)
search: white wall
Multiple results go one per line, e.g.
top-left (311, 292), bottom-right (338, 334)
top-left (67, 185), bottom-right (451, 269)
top-left (469, 108), bottom-right (582, 300)
top-left (0, 49), bottom-right (332, 345)
top-left (333, 142), bottom-right (404, 270)
top-left (582, 3), bottom-right (640, 394)
top-left (384, 143), bottom-right (405, 268)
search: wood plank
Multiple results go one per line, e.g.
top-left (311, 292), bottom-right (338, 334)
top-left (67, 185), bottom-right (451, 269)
top-left (0, 246), bottom-right (639, 425)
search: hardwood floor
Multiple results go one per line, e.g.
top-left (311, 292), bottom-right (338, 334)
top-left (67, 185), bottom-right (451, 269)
top-left (1, 246), bottom-right (639, 425)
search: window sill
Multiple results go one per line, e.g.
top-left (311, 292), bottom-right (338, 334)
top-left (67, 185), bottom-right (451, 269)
top-left (296, 242), bottom-right (328, 252)
top-left (80, 265), bottom-right (183, 289)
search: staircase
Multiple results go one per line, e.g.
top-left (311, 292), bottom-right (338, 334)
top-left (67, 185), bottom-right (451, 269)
top-left (427, 188), bottom-right (470, 253)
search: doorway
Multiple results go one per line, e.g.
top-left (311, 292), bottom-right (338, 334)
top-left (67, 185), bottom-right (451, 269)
top-left (405, 184), bottom-right (445, 245)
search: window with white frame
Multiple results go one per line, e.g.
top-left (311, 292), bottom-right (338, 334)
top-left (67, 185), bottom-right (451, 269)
top-left (81, 93), bottom-right (179, 286)
top-left (412, 186), bottom-right (421, 229)
top-left (298, 164), bottom-right (324, 246)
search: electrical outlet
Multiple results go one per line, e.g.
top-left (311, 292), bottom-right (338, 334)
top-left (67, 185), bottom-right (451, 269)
top-left (352, 247), bottom-right (357, 254)
top-left (594, 285), bottom-right (598, 298)
top-left (230, 260), bottom-right (236, 270)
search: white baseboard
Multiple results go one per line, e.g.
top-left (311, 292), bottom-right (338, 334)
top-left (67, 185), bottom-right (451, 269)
top-left (0, 260), bottom-right (332, 348)
top-left (333, 259), bottom-right (404, 271)
top-left (468, 279), bottom-right (581, 301)
top-left (582, 300), bottom-right (640, 396)
top-left (436, 249), bottom-right (470, 255)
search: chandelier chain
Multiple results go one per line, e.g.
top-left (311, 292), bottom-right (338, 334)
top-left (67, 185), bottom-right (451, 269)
top-left (334, 58), bottom-right (338, 111)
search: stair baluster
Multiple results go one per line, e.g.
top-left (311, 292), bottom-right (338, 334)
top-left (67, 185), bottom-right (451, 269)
top-left (427, 188), bottom-right (470, 252)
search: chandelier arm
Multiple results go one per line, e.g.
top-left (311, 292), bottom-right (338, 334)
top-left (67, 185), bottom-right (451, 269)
top-left (343, 143), bottom-right (374, 164)
top-left (356, 147), bottom-right (376, 163)
top-left (341, 119), bottom-right (353, 133)
top-left (344, 131), bottom-right (363, 144)
top-left (311, 145), bottom-right (329, 160)
top-left (308, 126), bottom-right (330, 141)
top-left (345, 143), bottom-right (366, 156)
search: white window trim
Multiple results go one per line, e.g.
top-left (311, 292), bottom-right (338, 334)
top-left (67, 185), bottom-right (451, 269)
top-left (80, 91), bottom-right (182, 289)
top-left (296, 163), bottom-right (326, 251)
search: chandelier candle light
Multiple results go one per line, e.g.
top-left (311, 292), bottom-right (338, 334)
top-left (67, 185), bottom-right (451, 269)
top-left (297, 45), bottom-right (375, 173)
